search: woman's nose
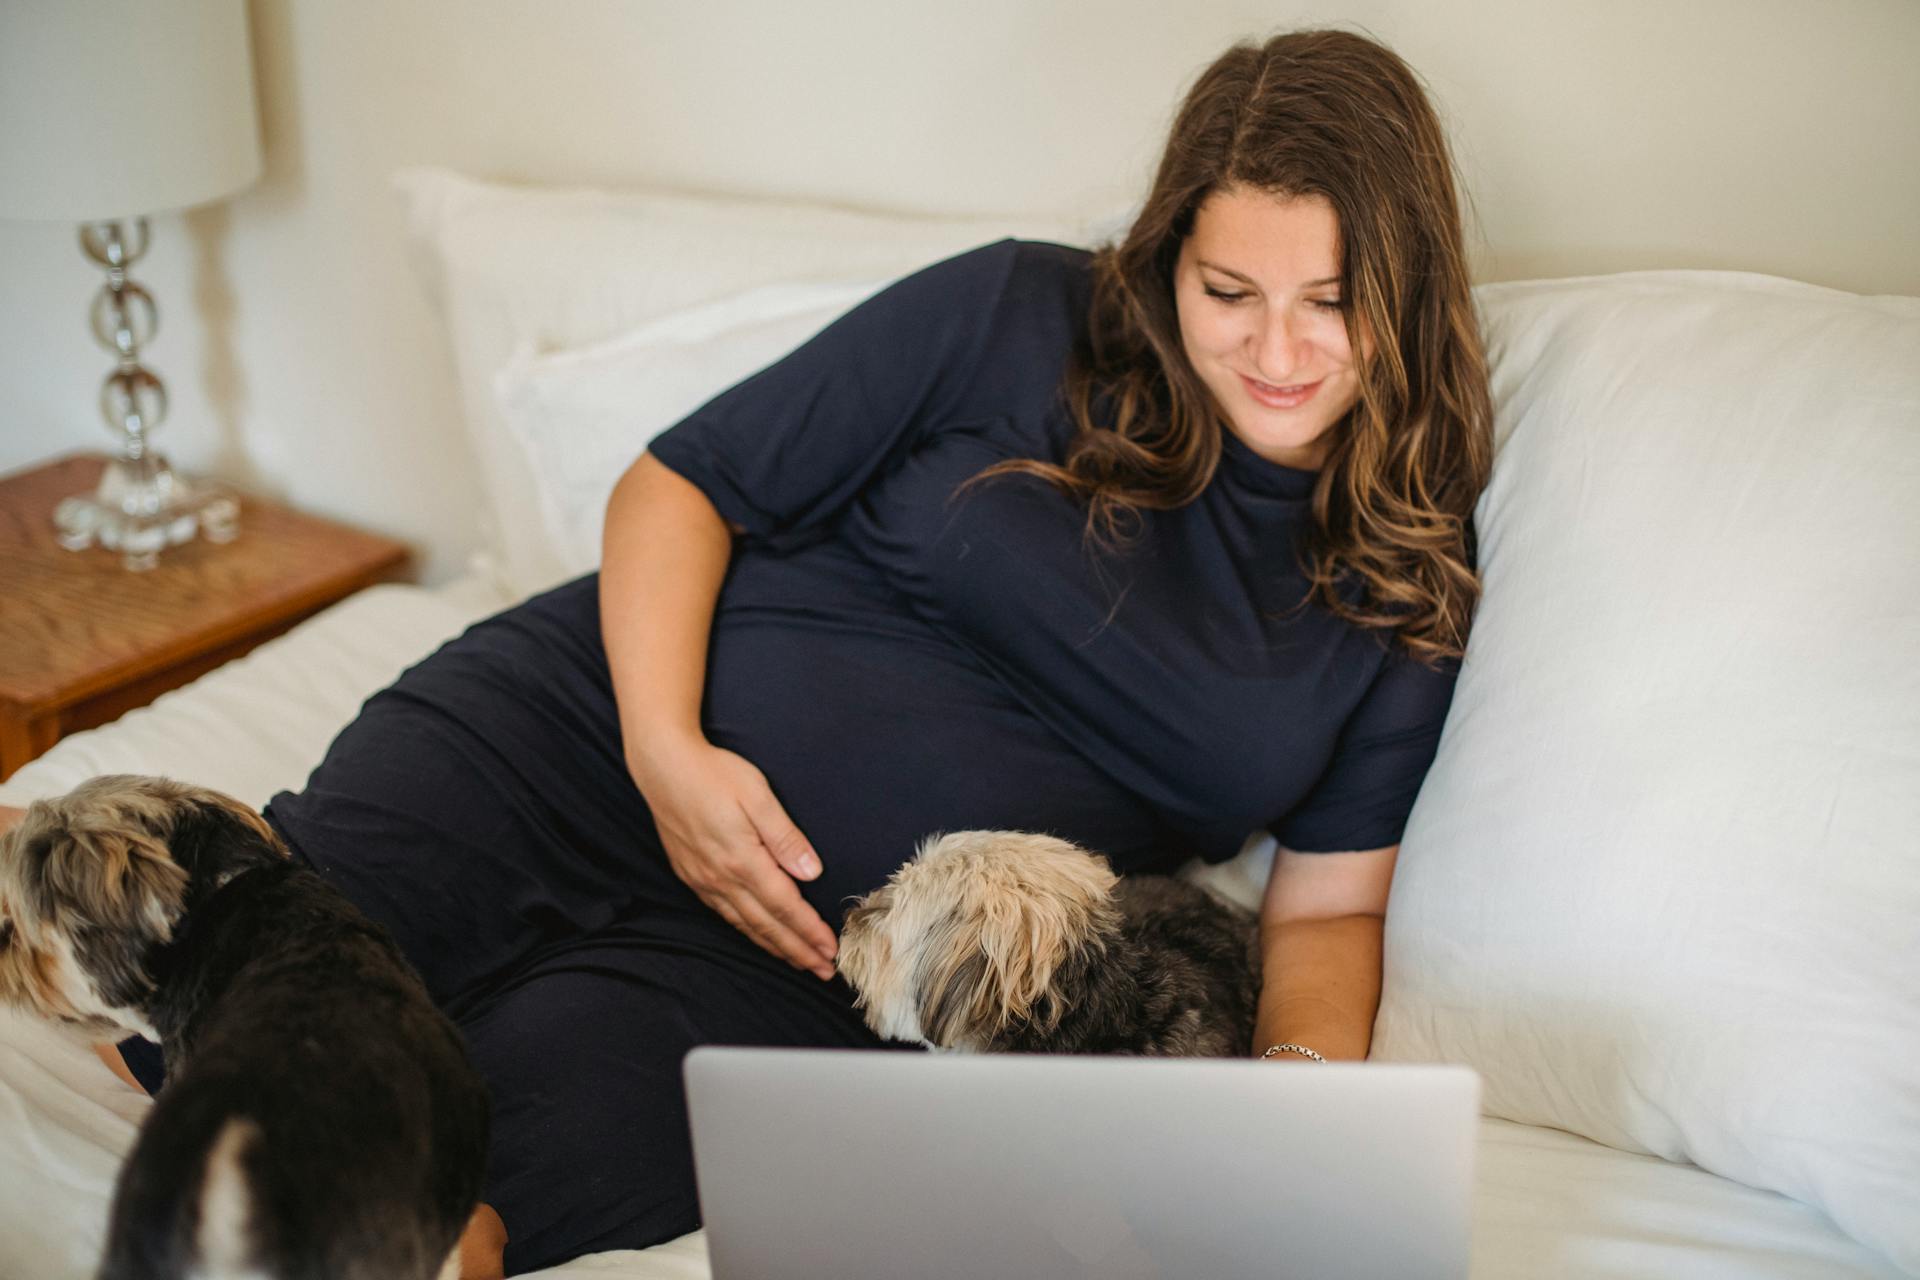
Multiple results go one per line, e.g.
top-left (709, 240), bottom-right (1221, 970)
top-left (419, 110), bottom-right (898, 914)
top-left (1250, 309), bottom-right (1311, 383)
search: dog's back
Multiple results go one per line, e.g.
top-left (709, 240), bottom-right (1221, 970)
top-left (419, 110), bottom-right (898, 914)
top-left (986, 872), bottom-right (1261, 1056)
top-left (99, 864), bottom-right (489, 1280)
top-left (1112, 876), bottom-right (1262, 1055)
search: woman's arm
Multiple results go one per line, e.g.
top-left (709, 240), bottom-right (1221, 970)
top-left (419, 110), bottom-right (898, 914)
top-left (599, 451), bottom-right (741, 777)
top-left (598, 452), bottom-right (839, 978)
top-left (1253, 843), bottom-right (1399, 1062)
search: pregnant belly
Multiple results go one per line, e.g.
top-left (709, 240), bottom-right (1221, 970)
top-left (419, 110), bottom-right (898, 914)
top-left (702, 610), bottom-right (1162, 924)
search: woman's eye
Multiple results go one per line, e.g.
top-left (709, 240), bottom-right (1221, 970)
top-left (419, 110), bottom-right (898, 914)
top-left (1312, 299), bottom-right (1347, 312)
top-left (1203, 286), bottom-right (1247, 303)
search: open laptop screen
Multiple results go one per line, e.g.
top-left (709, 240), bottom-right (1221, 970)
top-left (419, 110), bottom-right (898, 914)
top-left (685, 1047), bottom-right (1479, 1280)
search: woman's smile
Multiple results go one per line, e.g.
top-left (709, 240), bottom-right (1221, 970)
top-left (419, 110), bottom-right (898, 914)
top-left (1238, 373), bottom-right (1324, 410)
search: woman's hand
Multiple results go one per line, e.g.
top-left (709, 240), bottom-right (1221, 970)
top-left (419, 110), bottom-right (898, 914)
top-left (632, 735), bottom-right (838, 980)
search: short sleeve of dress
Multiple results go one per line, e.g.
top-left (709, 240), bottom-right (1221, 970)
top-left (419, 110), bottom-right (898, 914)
top-left (1270, 646), bottom-right (1461, 853)
top-left (646, 238), bottom-right (1022, 552)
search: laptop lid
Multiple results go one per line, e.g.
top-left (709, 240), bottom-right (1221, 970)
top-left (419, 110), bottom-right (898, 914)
top-left (684, 1047), bottom-right (1479, 1280)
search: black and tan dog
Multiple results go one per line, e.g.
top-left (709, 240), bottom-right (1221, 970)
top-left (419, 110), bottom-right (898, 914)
top-left (0, 775), bottom-right (488, 1280)
top-left (837, 830), bottom-right (1261, 1056)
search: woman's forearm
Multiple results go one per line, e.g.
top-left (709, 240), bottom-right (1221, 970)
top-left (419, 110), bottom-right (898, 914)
top-left (1253, 913), bottom-right (1385, 1061)
top-left (598, 452), bottom-right (739, 781)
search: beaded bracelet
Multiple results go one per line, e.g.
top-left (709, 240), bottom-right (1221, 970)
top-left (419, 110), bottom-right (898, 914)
top-left (1260, 1042), bottom-right (1327, 1063)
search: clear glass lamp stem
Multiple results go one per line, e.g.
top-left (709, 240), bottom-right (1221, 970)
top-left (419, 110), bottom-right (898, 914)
top-left (52, 218), bottom-right (239, 570)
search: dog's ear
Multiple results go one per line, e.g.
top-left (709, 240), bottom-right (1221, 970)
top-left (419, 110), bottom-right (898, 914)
top-left (0, 787), bottom-right (192, 1028)
top-left (919, 945), bottom-right (1001, 1049)
top-left (913, 832), bottom-right (1122, 1049)
top-left (23, 806), bottom-right (191, 942)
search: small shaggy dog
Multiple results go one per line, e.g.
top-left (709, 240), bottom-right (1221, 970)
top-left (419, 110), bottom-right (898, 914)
top-left (0, 775), bottom-right (489, 1280)
top-left (837, 830), bottom-right (1261, 1055)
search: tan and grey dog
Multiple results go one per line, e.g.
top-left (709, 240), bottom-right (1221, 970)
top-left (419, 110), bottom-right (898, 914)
top-left (0, 775), bottom-right (488, 1280)
top-left (837, 830), bottom-right (1261, 1056)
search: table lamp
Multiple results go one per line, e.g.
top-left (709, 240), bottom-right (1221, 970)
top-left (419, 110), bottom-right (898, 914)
top-left (0, 0), bottom-right (263, 570)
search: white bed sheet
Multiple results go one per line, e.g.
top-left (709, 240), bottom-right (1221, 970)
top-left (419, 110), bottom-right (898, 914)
top-left (0, 580), bottom-right (1899, 1280)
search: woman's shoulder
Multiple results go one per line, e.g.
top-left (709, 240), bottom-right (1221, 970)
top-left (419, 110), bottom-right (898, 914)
top-left (987, 237), bottom-right (1096, 293)
top-left (857, 238), bottom-right (1093, 357)
top-left (936, 235), bottom-right (1094, 271)
top-left (946, 238), bottom-right (1097, 359)
top-left (1002, 236), bottom-right (1096, 269)
top-left (853, 239), bottom-right (1093, 403)
top-left (1002, 239), bottom-right (1097, 310)
top-left (907, 237), bottom-right (1094, 308)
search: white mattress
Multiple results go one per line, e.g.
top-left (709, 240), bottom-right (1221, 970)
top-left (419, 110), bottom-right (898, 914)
top-left (0, 580), bottom-right (1899, 1280)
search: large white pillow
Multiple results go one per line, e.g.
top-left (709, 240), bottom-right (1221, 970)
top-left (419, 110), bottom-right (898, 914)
top-left (1373, 271), bottom-right (1920, 1271)
top-left (394, 166), bottom-right (1098, 598)
top-left (494, 279), bottom-right (883, 576)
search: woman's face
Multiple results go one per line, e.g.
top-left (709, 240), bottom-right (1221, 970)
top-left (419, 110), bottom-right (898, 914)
top-left (1174, 186), bottom-right (1365, 471)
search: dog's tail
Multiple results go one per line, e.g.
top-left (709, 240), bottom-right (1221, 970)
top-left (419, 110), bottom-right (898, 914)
top-left (97, 1101), bottom-right (272, 1280)
top-left (191, 1117), bottom-right (267, 1280)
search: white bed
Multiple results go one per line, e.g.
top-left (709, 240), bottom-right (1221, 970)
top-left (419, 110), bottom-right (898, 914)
top-left (0, 577), bottom-right (1901, 1280)
top-left (2, 169), bottom-right (1914, 1278)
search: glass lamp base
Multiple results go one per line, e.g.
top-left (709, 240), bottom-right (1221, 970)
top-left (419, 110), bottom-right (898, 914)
top-left (54, 455), bottom-right (241, 572)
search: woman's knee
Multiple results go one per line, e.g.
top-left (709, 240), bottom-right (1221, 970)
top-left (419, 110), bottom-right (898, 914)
top-left (460, 964), bottom-right (707, 1271)
top-left (454, 1203), bottom-right (508, 1280)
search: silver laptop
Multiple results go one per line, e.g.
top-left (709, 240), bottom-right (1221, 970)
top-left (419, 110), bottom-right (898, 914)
top-left (684, 1047), bottom-right (1479, 1279)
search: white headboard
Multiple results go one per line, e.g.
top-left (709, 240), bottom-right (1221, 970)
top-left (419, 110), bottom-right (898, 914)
top-left (0, 0), bottom-right (1913, 582)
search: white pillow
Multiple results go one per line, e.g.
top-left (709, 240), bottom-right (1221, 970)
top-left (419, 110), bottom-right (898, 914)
top-left (394, 166), bottom-right (1096, 598)
top-left (494, 279), bottom-right (883, 576)
top-left (1372, 271), bottom-right (1920, 1271)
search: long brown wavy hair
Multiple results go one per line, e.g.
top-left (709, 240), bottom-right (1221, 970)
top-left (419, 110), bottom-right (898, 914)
top-left (968, 28), bottom-right (1493, 665)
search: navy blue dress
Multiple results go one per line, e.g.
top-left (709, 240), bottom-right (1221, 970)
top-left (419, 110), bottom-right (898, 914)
top-left (128, 240), bottom-right (1458, 1273)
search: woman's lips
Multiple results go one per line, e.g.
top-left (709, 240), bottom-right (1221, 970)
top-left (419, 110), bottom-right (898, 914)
top-left (1239, 373), bottom-right (1323, 409)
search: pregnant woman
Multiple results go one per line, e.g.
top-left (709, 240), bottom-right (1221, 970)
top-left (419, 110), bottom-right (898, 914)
top-left (87, 26), bottom-right (1492, 1277)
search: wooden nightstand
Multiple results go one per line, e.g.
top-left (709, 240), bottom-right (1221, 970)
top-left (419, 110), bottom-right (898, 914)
top-left (0, 453), bottom-right (412, 780)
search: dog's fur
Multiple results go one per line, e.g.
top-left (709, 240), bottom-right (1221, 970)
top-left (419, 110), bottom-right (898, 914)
top-left (838, 830), bottom-right (1261, 1055)
top-left (0, 775), bottom-right (489, 1280)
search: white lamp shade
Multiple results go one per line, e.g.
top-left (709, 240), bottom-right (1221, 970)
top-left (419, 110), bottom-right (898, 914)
top-left (0, 0), bottom-right (263, 223)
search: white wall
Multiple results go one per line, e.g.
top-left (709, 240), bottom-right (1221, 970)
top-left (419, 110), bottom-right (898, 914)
top-left (3, 0), bottom-right (1915, 584)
